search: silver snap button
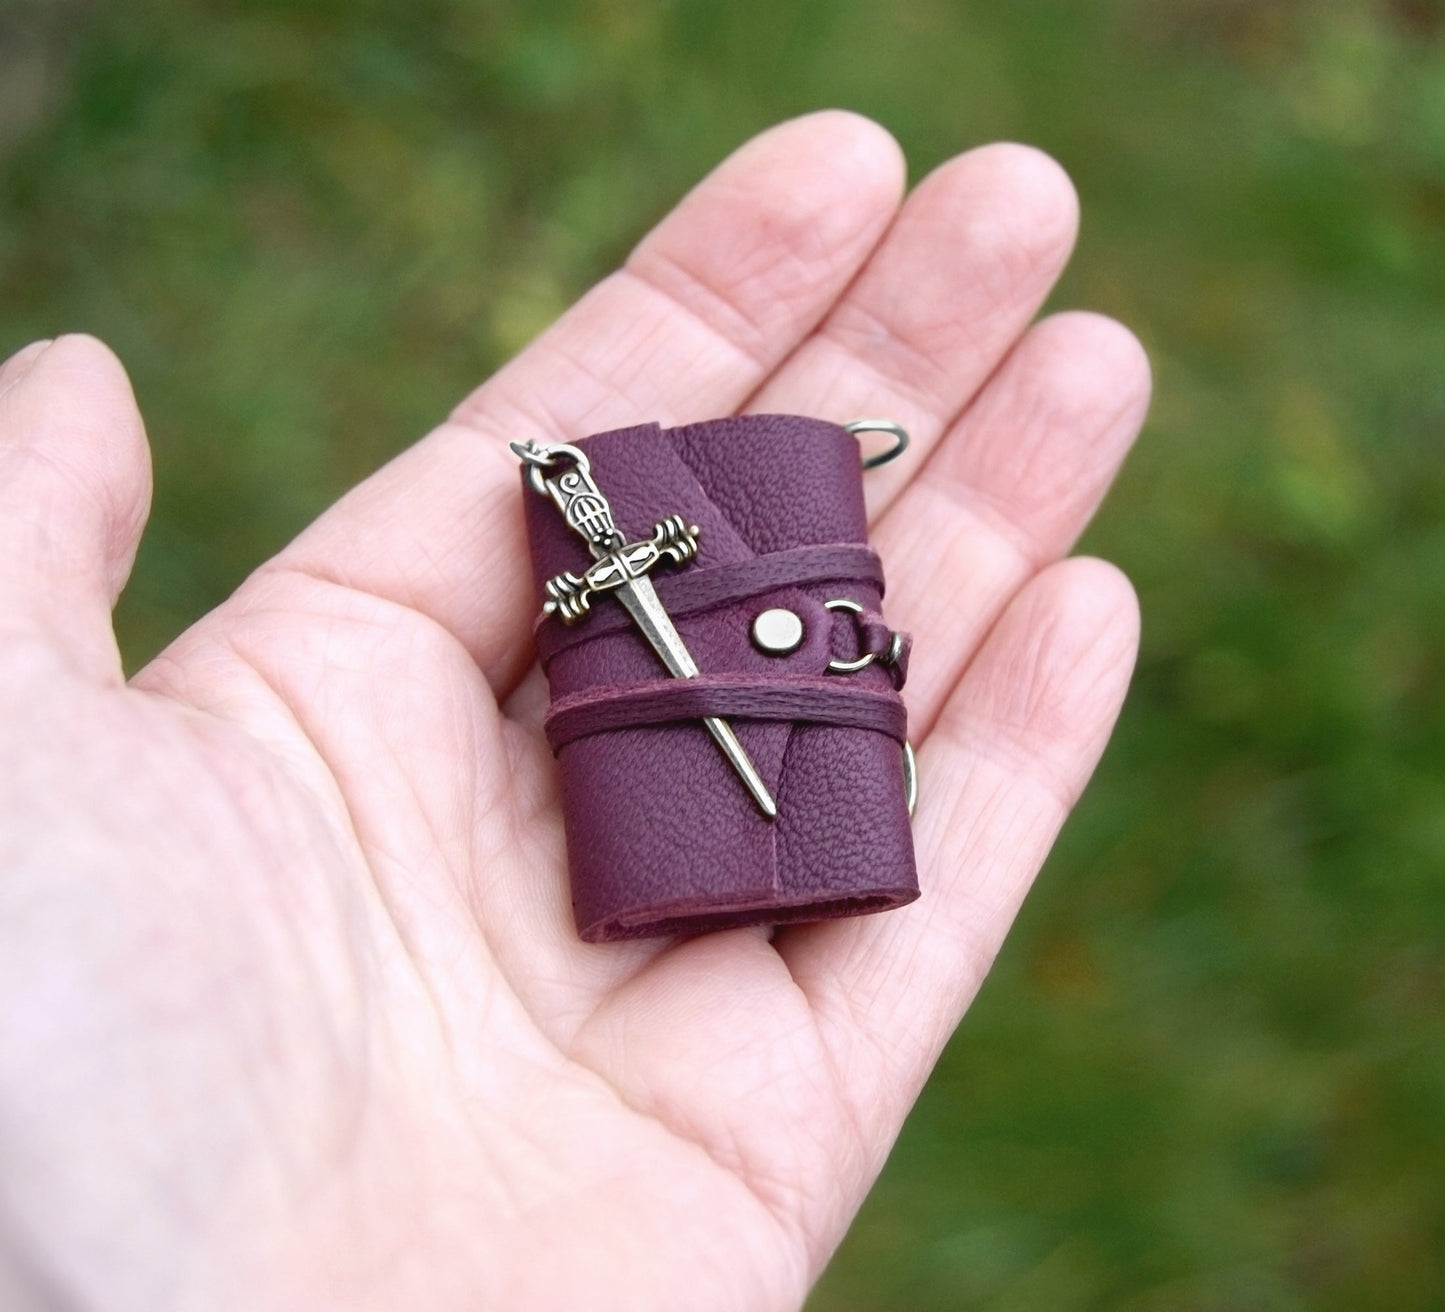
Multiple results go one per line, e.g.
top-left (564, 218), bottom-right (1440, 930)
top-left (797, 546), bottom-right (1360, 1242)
top-left (751, 607), bottom-right (805, 655)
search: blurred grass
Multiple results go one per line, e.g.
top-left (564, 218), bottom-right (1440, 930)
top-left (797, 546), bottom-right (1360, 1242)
top-left (2, 0), bottom-right (1443, 1308)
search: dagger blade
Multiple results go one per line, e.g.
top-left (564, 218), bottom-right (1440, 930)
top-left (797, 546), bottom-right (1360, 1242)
top-left (613, 576), bottom-right (778, 819)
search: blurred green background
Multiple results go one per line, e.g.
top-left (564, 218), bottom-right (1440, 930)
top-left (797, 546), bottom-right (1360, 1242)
top-left (2, 0), bottom-right (1442, 1307)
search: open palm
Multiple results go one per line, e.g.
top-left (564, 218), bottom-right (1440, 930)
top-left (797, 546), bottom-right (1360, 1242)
top-left (0, 114), bottom-right (1148, 1311)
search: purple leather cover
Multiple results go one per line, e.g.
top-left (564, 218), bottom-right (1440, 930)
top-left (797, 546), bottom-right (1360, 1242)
top-left (523, 415), bottom-right (918, 941)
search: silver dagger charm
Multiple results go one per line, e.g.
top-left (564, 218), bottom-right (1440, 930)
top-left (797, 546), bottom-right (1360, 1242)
top-left (512, 439), bottom-right (778, 819)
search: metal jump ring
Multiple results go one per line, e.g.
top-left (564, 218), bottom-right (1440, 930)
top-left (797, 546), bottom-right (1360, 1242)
top-left (510, 439), bottom-right (591, 495)
top-left (823, 598), bottom-right (876, 673)
top-left (845, 418), bottom-right (910, 470)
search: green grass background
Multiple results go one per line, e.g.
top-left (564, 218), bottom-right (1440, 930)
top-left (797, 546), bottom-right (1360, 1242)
top-left (2, 1), bottom-right (1443, 1307)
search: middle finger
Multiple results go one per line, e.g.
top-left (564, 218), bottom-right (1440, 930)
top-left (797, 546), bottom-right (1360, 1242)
top-left (745, 141), bottom-right (1079, 522)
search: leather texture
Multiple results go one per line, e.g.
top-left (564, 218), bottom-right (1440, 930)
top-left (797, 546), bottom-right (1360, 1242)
top-left (522, 414), bottom-right (918, 941)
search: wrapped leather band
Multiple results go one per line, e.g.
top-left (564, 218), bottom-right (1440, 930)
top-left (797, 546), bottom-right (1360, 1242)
top-left (545, 674), bottom-right (909, 749)
top-left (533, 541), bottom-right (885, 666)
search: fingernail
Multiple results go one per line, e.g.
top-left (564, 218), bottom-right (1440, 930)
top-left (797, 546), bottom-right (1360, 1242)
top-left (0, 339), bottom-right (54, 398)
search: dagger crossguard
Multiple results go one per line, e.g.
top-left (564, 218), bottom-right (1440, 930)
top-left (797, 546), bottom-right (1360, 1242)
top-left (543, 514), bottom-right (701, 625)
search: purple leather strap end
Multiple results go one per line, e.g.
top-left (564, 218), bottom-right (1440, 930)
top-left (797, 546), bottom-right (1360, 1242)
top-left (523, 415), bottom-right (919, 942)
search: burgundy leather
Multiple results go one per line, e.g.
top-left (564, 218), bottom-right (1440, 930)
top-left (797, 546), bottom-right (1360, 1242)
top-left (522, 414), bottom-right (919, 941)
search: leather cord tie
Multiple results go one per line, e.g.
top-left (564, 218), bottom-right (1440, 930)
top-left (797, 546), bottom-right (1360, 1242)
top-left (533, 542), bottom-right (886, 666)
top-left (544, 673), bottom-right (909, 751)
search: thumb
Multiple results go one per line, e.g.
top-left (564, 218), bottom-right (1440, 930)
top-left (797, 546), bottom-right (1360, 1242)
top-left (0, 335), bottom-right (152, 684)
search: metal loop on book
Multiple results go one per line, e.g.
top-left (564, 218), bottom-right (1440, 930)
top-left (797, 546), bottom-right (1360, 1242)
top-left (845, 418), bottom-right (910, 470)
top-left (511, 438), bottom-right (590, 496)
top-left (823, 598), bottom-right (877, 674)
top-left (824, 598), bottom-right (906, 676)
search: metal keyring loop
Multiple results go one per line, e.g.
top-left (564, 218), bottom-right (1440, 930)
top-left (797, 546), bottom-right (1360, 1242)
top-left (823, 598), bottom-right (877, 673)
top-left (903, 740), bottom-right (918, 818)
top-left (510, 439), bottom-right (591, 495)
top-left (845, 418), bottom-right (910, 470)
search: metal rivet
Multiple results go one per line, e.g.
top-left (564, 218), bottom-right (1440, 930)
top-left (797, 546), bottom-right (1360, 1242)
top-left (751, 607), bottom-right (805, 656)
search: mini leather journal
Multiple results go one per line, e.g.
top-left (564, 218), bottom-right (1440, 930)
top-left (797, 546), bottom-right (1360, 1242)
top-left (515, 414), bottom-right (918, 942)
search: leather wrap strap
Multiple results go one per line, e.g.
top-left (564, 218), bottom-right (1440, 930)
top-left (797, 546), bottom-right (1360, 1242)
top-left (534, 542), bottom-right (885, 666)
top-left (545, 674), bottom-right (909, 749)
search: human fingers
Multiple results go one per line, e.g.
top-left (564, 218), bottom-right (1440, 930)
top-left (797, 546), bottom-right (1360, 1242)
top-left (775, 557), bottom-right (1139, 1154)
top-left (874, 310), bottom-right (1151, 737)
top-left (261, 112), bottom-right (906, 695)
top-left (0, 336), bottom-right (152, 684)
top-left (745, 142), bottom-right (1078, 520)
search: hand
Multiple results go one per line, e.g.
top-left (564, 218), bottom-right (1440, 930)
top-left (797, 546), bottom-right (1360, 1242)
top-left (0, 113), bottom-right (1148, 1311)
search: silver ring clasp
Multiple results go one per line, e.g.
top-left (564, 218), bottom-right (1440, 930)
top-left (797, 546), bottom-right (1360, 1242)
top-left (822, 598), bottom-right (876, 673)
top-left (823, 597), bottom-right (907, 677)
top-left (845, 418), bottom-right (910, 470)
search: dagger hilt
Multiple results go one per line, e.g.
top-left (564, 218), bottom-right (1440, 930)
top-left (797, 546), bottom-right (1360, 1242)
top-left (513, 440), bottom-right (702, 626)
top-left (542, 515), bottom-right (700, 625)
